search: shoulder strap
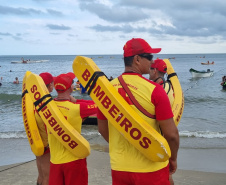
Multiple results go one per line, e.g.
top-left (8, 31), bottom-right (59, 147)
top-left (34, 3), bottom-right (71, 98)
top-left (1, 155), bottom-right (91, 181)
top-left (154, 77), bottom-right (166, 89)
top-left (118, 75), bottom-right (156, 119)
top-left (165, 80), bottom-right (172, 94)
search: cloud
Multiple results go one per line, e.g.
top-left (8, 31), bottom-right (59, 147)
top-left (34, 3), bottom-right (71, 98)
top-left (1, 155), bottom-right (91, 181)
top-left (0, 5), bottom-right (43, 15)
top-left (0, 5), bottom-right (63, 17)
top-left (90, 24), bottom-right (133, 33)
top-left (32, 0), bottom-right (54, 1)
top-left (46, 24), bottom-right (71, 30)
top-left (0, 32), bottom-right (23, 40)
top-left (46, 9), bottom-right (63, 16)
top-left (0, 32), bottom-right (12, 36)
top-left (68, 34), bottom-right (78, 37)
top-left (78, 0), bottom-right (226, 39)
top-left (12, 36), bottom-right (22, 40)
top-left (50, 32), bottom-right (61, 35)
top-left (79, 1), bottom-right (149, 23)
top-left (89, 24), bottom-right (165, 35)
top-left (119, 0), bottom-right (160, 8)
top-left (1, 0), bottom-right (226, 54)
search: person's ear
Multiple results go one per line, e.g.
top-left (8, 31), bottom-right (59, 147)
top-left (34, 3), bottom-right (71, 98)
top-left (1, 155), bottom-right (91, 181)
top-left (136, 55), bottom-right (139, 62)
top-left (134, 55), bottom-right (140, 65)
top-left (154, 69), bottom-right (158, 75)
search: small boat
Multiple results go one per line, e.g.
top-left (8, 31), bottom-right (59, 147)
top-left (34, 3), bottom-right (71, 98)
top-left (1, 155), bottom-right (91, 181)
top-left (189, 68), bottom-right (214, 78)
top-left (11, 57), bottom-right (49, 64)
top-left (11, 60), bottom-right (49, 64)
top-left (201, 61), bottom-right (215, 65)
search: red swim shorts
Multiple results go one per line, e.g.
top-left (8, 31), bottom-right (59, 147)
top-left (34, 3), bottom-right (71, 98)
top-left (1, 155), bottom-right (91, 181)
top-left (49, 158), bottom-right (88, 185)
top-left (112, 164), bottom-right (170, 185)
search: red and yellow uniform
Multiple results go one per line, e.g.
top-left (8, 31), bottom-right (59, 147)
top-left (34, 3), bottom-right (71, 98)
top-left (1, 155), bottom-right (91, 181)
top-left (49, 99), bottom-right (97, 164)
top-left (48, 99), bottom-right (97, 185)
top-left (98, 73), bottom-right (173, 172)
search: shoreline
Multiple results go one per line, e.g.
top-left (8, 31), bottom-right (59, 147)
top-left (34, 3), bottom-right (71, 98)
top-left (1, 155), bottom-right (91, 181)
top-left (1, 137), bottom-right (226, 173)
top-left (0, 150), bottom-right (226, 185)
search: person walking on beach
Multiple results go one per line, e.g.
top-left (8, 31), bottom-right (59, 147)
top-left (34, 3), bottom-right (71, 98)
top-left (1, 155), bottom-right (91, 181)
top-left (48, 72), bottom-right (97, 185)
top-left (149, 59), bottom-right (175, 185)
top-left (97, 38), bottom-right (179, 185)
top-left (35, 72), bottom-right (54, 185)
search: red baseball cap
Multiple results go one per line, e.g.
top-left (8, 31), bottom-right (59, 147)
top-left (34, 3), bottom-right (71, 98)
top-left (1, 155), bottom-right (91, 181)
top-left (151, 59), bottom-right (167, 73)
top-left (54, 72), bottom-right (76, 93)
top-left (39, 72), bottom-right (54, 85)
top-left (123, 38), bottom-right (161, 57)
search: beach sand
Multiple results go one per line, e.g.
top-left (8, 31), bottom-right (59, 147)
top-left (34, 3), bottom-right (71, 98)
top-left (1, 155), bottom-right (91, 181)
top-left (0, 149), bottom-right (226, 185)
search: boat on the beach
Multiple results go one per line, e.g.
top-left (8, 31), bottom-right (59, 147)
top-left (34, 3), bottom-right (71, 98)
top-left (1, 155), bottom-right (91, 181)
top-left (189, 68), bottom-right (214, 78)
top-left (201, 61), bottom-right (215, 65)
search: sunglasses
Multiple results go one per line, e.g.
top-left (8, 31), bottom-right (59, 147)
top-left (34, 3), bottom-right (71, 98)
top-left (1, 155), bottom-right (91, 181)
top-left (138, 54), bottom-right (153, 61)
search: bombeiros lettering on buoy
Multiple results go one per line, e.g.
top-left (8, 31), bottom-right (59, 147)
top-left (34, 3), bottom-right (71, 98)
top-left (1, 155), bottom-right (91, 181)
top-left (73, 56), bottom-right (171, 162)
top-left (24, 72), bottom-right (90, 158)
top-left (73, 56), bottom-right (184, 162)
top-left (22, 98), bottom-right (31, 138)
top-left (22, 84), bottom-right (33, 145)
top-left (22, 104), bottom-right (33, 145)
top-left (82, 69), bottom-right (152, 149)
top-left (22, 71), bottom-right (44, 156)
top-left (29, 84), bottom-right (78, 150)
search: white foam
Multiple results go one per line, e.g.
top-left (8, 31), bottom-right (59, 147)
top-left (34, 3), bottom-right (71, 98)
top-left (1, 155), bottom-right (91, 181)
top-left (179, 130), bottom-right (226, 138)
top-left (0, 131), bottom-right (27, 139)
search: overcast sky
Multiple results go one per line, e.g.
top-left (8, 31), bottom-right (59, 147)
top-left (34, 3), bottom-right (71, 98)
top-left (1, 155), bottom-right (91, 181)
top-left (1, 0), bottom-right (226, 55)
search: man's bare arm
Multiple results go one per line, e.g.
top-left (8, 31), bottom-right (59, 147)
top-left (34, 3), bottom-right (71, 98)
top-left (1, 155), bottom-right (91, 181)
top-left (98, 119), bottom-right (109, 143)
top-left (159, 118), bottom-right (179, 174)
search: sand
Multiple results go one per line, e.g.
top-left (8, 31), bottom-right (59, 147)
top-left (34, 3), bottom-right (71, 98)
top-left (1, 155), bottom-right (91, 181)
top-left (0, 150), bottom-right (226, 185)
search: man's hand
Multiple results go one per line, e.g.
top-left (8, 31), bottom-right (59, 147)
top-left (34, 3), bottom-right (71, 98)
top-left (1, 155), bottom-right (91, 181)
top-left (169, 158), bottom-right (177, 174)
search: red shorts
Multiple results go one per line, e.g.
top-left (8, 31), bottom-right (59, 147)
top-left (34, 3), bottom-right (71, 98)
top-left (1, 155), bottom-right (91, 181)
top-left (49, 159), bottom-right (88, 185)
top-left (112, 165), bottom-right (170, 185)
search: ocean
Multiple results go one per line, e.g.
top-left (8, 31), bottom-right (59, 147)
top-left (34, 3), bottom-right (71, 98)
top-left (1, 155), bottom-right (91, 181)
top-left (0, 54), bottom-right (226, 172)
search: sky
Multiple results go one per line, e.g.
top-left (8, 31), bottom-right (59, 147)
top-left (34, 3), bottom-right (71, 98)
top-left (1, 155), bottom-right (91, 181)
top-left (1, 0), bottom-right (226, 55)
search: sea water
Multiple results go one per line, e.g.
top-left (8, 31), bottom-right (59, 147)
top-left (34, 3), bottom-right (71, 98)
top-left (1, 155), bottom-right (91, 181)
top-left (0, 54), bottom-right (226, 171)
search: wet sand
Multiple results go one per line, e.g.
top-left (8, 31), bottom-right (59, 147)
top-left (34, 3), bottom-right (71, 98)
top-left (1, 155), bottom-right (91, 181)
top-left (0, 150), bottom-right (226, 185)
